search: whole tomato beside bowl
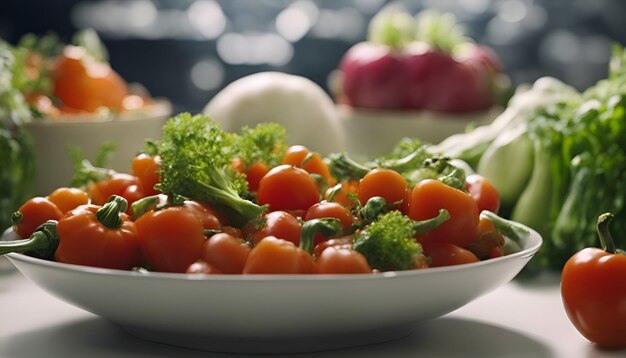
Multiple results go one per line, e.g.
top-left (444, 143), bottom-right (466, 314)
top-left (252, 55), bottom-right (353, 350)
top-left (333, 9), bottom-right (508, 157)
top-left (561, 212), bottom-right (626, 349)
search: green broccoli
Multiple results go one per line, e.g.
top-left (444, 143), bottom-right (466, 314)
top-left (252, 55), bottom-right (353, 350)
top-left (155, 113), bottom-right (266, 226)
top-left (352, 209), bottom-right (449, 271)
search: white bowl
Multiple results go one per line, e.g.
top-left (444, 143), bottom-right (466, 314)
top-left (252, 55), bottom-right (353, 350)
top-left (3, 222), bottom-right (541, 354)
top-left (336, 104), bottom-right (501, 159)
top-left (24, 100), bottom-right (172, 196)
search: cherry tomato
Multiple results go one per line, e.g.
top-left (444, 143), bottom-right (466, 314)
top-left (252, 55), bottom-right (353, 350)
top-left (47, 187), bottom-right (90, 214)
top-left (305, 201), bottom-right (354, 245)
top-left (55, 196), bottom-right (141, 270)
top-left (282, 145), bottom-right (334, 186)
top-left (242, 236), bottom-right (316, 274)
top-left (182, 200), bottom-right (222, 231)
top-left (408, 179), bottom-right (480, 248)
top-left (52, 45), bottom-right (129, 112)
top-left (561, 213), bottom-right (626, 348)
top-left (257, 164), bottom-right (320, 212)
top-left (316, 246), bottom-right (372, 274)
top-left (12, 197), bottom-right (64, 239)
top-left (186, 261), bottom-right (222, 274)
top-left (246, 161), bottom-right (270, 192)
top-left (201, 233), bottom-right (251, 274)
top-left (324, 181), bottom-right (359, 209)
top-left (423, 242), bottom-right (479, 267)
top-left (313, 236), bottom-right (353, 258)
top-left (466, 174), bottom-right (500, 214)
top-left (466, 217), bottom-right (505, 260)
top-left (135, 205), bottom-right (206, 273)
top-left (131, 153), bottom-right (161, 197)
top-left (357, 168), bottom-right (408, 209)
top-left (245, 210), bottom-right (302, 246)
top-left (87, 173), bottom-right (138, 206)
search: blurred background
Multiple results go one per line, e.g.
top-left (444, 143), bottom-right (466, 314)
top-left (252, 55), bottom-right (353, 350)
top-left (2, 0), bottom-right (625, 113)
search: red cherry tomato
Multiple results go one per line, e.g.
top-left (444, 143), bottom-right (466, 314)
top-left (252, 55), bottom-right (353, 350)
top-left (245, 210), bottom-right (302, 246)
top-left (466, 174), bottom-right (500, 214)
top-left (305, 201), bottom-right (354, 245)
top-left (47, 187), bottom-right (90, 214)
top-left (257, 164), bottom-right (320, 212)
top-left (131, 153), bottom-right (161, 197)
top-left (316, 246), bottom-right (372, 274)
top-left (408, 179), bottom-right (479, 248)
top-left (357, 168), bottom-right (408, 209)
top-left (12, 197), bottom-right (64, 239)
top-left (135, 205), bottom-right (206, 273)
top-left (201, 233), bottom-right (251, 274)
top-left (282, 145), bottom-right (334, 186)
top-left (242, 236), bottom-right (316, 274)
top-left (423, 242), bottom-right (479, 267)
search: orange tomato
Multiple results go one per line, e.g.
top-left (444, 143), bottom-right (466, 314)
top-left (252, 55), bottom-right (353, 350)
top-left (47, 187), bottom-right (90, 214)
top-left (201, 233), bottom-right (251, 274)
top-left (282, 145), bottom-right (334, 186)
top-left (257, 164), bottom-right (320, 212)
top-left (243, 236), bottom-right (316, 274)
top-left (357, 168), bottom-right (408, 209)
top-left (52, 45), bottom-right (128, 113)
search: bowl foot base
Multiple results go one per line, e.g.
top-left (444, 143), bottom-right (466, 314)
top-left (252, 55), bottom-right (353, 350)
top-left (122, 323), bottom-right (414, 354)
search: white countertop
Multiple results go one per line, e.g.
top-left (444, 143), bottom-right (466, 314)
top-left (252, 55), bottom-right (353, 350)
top-left (0, 262), bottom-right (624, 358)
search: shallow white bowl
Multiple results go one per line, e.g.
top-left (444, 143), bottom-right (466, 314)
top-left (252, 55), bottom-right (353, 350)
top-left (3, 222), bottom-right (541, 354)
top-left (24, 100), bottom-right (172, 196)
top-left (336, 104), bottom-right (501, 159)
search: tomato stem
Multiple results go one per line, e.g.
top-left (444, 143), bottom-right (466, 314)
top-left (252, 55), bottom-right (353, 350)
top-left (597, 212), bottom-right (616, 254)
top-left (96, 195), bottom-right (128, 229)
top-left (0, 220), bottom-right (58, 259)
top-left (412, 209), bottom-right (450, 234)
top-left (300, 218), bottom-right (342, 254)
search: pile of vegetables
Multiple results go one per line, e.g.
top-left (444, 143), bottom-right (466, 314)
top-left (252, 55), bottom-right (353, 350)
top-left (4, 29), bottom-right (155, 120)
top-left (0, 113), bottom-right (526, 274)
top-left (431, 45), bottom-right (626, 271)
top-left (337, 8), bottom-right (508, 113)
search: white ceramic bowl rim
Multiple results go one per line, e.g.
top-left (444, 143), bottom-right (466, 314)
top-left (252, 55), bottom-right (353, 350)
top-left (4, 224), bottom-right (541, 282)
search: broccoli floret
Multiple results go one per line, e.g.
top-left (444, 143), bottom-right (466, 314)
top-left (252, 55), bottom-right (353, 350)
top-left (352, 209), bottom-right (449, 271)
top-left (236, 122), bottom-right (287, 169)
top-left (156, 113), bottom-right (266, 226)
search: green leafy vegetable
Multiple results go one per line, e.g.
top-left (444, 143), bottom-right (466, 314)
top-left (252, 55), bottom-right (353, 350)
top-left (434, 45), bottom-right (626, 271)
top-left (0, 40), bottom-right (36, 230)
top-left (155, 113), bottom-right (266, 226)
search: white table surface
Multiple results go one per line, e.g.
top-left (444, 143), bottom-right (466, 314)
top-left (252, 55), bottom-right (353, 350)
top-left (1, 261), bottom-right (624, 358)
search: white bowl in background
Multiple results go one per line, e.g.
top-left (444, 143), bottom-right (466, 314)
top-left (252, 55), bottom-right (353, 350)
top-left (336, 104), bottom-right (501, 159)
top-left (25, 100), bottom-right (172, 196)
top-left (3, 222), bottom-right (541, 354)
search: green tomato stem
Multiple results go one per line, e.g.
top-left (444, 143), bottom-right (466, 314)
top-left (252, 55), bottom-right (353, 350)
top-left (96, 195), bottom-right (128, 229)
top-left (412, 209), bottom-right (450, 234)
top-left (300, 218), bottom-right (342, 254)
top-left (597, 212), bottom-right (616, 254)
top-left (0, 220), bottom-right (59, 259)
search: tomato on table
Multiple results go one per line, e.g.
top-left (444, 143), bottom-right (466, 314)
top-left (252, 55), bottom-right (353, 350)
top-left (561, 213), bottom-right (626, 349)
